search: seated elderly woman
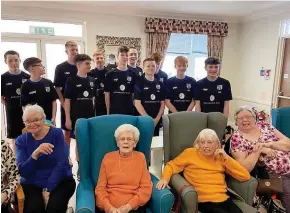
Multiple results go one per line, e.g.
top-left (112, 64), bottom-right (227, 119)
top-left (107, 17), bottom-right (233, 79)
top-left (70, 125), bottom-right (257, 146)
top-left (230, 106), bottom-right (290, 212)
top-left (157, 129), bottom-right (250, 213)
top-left (15, 104), bottom-right (75, 213)
top-left (1, 140), bottom-right (21, 213)
top-left (95, 124), bottom-right (153, 213)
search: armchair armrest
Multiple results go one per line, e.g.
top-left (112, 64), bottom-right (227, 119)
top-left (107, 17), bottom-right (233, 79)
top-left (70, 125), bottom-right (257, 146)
top-left (16, 185), bottom-right (25, 213)
top-left (76, 179), bottom-right (95, 213)
top-left (226, 176), bottom-right (258, 206)
top-left (149, 174), bottom-right (175, 213)
top-left (170, 174), bottom-right (198, 213)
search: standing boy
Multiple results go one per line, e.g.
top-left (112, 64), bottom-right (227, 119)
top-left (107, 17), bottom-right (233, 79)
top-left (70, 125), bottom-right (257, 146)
top-left (54, 41), bottom-right (78, 143)
top-left (165, 56), bottom-right (196, 113)
top-left (104, 46), bottom-right (136, 115)
top-left (21, 57), bottom-right (58, 123)
top-left (1, 50), bottom-right (30, 151)
top-left (127, 47), bottom-right (143, 77)
top-left (151, 52), bottom-right (168, 84)
top-left (195, 57), bottom-right (232, 117)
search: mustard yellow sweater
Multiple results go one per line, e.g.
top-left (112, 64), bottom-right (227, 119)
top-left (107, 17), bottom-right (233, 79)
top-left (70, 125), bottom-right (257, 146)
top-left (162, 148), bottom-right (250, 203)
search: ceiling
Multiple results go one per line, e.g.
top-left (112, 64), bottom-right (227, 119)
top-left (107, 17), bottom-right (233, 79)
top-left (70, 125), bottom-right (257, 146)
top-left (2, 1), bottom-right (290, 23)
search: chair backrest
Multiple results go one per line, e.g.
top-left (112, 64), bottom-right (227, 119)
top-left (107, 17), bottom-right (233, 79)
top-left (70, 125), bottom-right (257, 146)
top-left (271, 107), bottom-right (290, 138)
top-left (75, 115), bottom-right (154, 186)
top-left (163, 111), bottom-right (227, 163)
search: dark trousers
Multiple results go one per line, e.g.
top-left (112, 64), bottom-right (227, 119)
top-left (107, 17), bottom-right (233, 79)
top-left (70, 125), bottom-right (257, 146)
top-left (22, 177), bottom-right (76, 213)
top-left (1, 205), bottom-right (11, 213)
top-left (198, 198), bottom-right (242, 213)
top-left (100, 205), bottom-right (146, 213)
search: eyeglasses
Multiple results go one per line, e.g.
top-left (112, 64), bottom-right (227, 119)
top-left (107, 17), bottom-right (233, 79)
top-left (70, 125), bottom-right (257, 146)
top-left (119, 137), bottom-right (134, 142)
top-left (23, 117), bottom-right (44, 125)
top-left (237, 115), bottom-right (254, 121)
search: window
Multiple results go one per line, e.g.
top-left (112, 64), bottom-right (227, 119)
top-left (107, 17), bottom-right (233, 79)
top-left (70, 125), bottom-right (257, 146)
top-left (280, 19), bottom-right (290, 36)
top-left (162, 33), bottom-right (208, 80)
top-left (1, 20), bottom-right (83, 37)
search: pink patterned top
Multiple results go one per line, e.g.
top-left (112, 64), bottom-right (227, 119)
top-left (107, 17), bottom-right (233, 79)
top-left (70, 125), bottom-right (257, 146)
top-left (230, 121), bottom-right (290, 175)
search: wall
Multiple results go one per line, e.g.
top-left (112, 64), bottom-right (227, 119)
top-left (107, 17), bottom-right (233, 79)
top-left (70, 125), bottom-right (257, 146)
top-left (226, 14), bottom-right (290, 123)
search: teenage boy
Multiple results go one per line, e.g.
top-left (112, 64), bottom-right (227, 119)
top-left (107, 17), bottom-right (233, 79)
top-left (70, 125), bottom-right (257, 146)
top-left (104, 46), bottom-right (136, 115)
top-left (1, 50), bottom-right (30, 151)
top-left (88, 51), bottom-right (108, 116)
top-left (21, 57), bottom-right (58, 123)
top-left (54, 41), bottom-right (78, 143)
top-left (151, 52), bottom-right (168, 84)
top-left (134, 58), bottom-right (165, 136)
top-left (165, 56), bottom-right (196, 113)
top-left (195, 57), bottom-right (232, 117)
top-left (127, 47), bottom-right (143, 77)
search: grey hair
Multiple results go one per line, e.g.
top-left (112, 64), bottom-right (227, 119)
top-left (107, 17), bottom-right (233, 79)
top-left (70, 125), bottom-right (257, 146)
top-left (22, 104), bottom-right (46, 121)
top-left (234, 105), bottom-right (257, 122)
top-left (114, 124), bottom-right (140, 142)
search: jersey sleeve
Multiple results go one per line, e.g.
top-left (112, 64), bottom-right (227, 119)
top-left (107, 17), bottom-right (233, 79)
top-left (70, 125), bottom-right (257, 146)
top-left (165, 80), bottom-right (172, 99)
top-left (224, 80), bottom-right (233, 101)
top-left (191, 78), bottom-right (197, 100)
top-left (64, 78), bottom-right (74, 99)
top-left (20, 83), bottom-right (29, 107)
top-left (104, 72), bottom-right (113, 93)
top-left (54, 65), bottom-right (63, 88)
top-left (49, 81), bottom-right (58, 101)
top-left (134, 80), bottom-right (142, 100)
top-left (194, 82), bottom-right (202, 101)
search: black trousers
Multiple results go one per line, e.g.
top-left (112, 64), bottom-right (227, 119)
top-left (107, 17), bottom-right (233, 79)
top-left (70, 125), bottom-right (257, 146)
top-left (22, 177), bottom-right (76, 213)
top-left (1, 205), bottom-right (11, 213)
top-left (198, 198), bottom-right (242, 213)
top-left (100, 205), bottom-right (146, 213)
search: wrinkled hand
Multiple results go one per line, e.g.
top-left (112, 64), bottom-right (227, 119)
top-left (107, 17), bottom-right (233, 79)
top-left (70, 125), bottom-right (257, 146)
top-left (42, 192), bottom-right (50, 209)
top-left (261, 147), bottom-right (276, 158)
top-left (107, 207), bottom-right (121, 213)
top-left (261, 142), bottom-right (273, 149)
top-left (214, 149), bottom-right (229, 160)
top-left (65, 119), bottom-right (72, 130)
top-left (253, 143), bottom-right (264, 153)
top-left (1, 193), bottom-right (8, 204)
top-left (119, 204), bottom-right (132, 213)
top-left (156, 179), bottom-right (169, 190)
top-left (32, 143), bottom-right (54, 160)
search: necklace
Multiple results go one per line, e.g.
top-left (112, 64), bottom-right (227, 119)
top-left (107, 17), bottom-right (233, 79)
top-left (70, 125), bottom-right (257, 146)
top-left (119, 152), bottom-right (134, 175)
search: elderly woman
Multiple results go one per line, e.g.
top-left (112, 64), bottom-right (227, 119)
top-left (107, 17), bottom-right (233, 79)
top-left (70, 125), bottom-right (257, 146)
top-left (15, 104), bottom-right (75, 213)
top-left (1, 140), bottom-right (20, 213)
top-left (230, 106), bottom-right (290, 212)
top-left (157, 129), bottom-right (250, 213)
top-left (95, 124), bottom-right (153, 213)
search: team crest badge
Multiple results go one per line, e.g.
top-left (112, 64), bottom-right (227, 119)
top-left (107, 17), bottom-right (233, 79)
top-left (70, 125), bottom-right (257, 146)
top-left (16, 88), bottom-right (21, 95)
top-left (45, 87), bottom-right (50, 92)
top-left (160, 78), bottom-right (164, 82)
top-left (156, 84), bottom-right (161, 90)
top-left (22, 79), bottom-right (27, 83)
top-left (186, 84), bottom-right (191, 89)
top-left (127, 76), bottom-right (132, 82)
top-left (179, 93), bottom-right (185, 100)
top-left (217, 85), bottom-right (223, 90)
top-left (100, 83), bottom-right (104, 88)
top-left (90, 82), bottom-right (94, 87)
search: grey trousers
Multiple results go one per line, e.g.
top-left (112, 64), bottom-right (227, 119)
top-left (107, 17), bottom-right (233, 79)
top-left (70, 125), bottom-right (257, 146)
top-left (282, 173), bottom-right (290, 213)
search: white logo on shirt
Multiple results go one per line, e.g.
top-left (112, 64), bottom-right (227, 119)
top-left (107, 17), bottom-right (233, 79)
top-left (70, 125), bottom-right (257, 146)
top-left (210, 95), bottom-right (215, 101)
top-left (22, 79), bottom-right (27, 83)
top-left (114, 78), bottom-right (118, 82)
top-left (186, 84), bottom-right (191, 89)
top-left (127, 76), bottom-right (132, 82)
top-left (83, 91), bottom-right (89, 97)
top-left (217, 85), bottom-right (223, 90)
top-left (203, 88), bottom-right (208, 91)
top-left (160, 78), bottom-right (164, 82)
top-left (16, 88), bottom-right (21, 95)
top-left (76, 84), bottom-right (82, 87)
top-left (151, 94), bottom-right (156, 100)
top-left (100, 83), bottom-right (104, 88)
top-left (90, 82), bottom-right (94, 87)
top-left (29, 90), bottom-right (36, 95)
top-left (120, 85), bottom-right (125, 91)
top-left (95, 77), bottom-right (98, 80)
top-left (144, 87), bottom-right (149, 90)
top-left (156, 84), bottom-right (161, 90)
top-left (65, 72), bottom-right (70, 75)
top-left (173, 87), bottom-right (177, 90)
top-left (6, 82), bottom-right (12, 85)
top-left (179, 93), bottom-right (185, 99)
top-left (139, 72), bottom-right (142, 76)
top-left (45, 87), bottom-right (50, 92)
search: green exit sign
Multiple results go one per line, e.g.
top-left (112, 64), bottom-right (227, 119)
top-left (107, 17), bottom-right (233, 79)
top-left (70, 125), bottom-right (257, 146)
top-left (29, 26), bottom-right (54, 35)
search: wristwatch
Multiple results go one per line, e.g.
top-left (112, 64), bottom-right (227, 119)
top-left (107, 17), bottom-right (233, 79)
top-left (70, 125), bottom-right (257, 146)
top-left (42, 188), bottom-right (48, 192)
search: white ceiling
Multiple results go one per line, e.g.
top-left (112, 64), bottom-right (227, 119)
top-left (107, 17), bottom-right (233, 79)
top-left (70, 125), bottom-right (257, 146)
top-left (2, 1), bottom-right (290, 23)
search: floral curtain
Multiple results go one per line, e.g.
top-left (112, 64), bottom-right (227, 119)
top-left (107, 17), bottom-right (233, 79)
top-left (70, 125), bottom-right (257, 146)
top-left (146, 32), bottom-right (171, 58)
top-left (207, 35), bottom-right (224, 62)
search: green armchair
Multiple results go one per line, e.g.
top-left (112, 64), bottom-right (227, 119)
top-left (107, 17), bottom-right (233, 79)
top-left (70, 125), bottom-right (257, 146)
top-left (162, 111), bottom-right (258, 213)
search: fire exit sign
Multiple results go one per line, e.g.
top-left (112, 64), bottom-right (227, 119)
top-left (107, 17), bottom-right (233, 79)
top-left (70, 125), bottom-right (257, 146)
top-left (29, 26), bottom-right (54, 35)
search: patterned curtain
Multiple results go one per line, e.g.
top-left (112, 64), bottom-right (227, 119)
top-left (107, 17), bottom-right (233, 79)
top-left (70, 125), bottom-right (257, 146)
top-left (207, 35), bottom-right (224, 62)
top-left (146, 32), bottom-right (171, 59)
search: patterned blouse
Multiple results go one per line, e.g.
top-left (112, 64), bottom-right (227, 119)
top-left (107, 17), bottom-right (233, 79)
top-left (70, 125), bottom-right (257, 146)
top-left (230, 121), bottom-right (290, 175)
top-left (1, 140), bottom-right (20, 201)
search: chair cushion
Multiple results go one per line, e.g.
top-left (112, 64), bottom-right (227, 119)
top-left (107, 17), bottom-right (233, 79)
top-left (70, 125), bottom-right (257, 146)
top-left (272, 107), bottom-right (290, 138)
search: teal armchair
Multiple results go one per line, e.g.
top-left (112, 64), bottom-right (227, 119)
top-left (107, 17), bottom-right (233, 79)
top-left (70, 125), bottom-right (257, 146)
top-left (75, 115), bottom-right (174, 213)
top-left (272, 107), bottom-right (290, 138)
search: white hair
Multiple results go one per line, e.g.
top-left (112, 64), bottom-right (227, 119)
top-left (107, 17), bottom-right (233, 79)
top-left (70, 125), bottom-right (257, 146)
top-left (234, 105), bottom-right (256, 122)
top-left (114, 124), bottom-right (140, 142)
top-left (22, 104), bottom-right (46, 121)
top-left (193, 129), bottom-right (221, 148)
